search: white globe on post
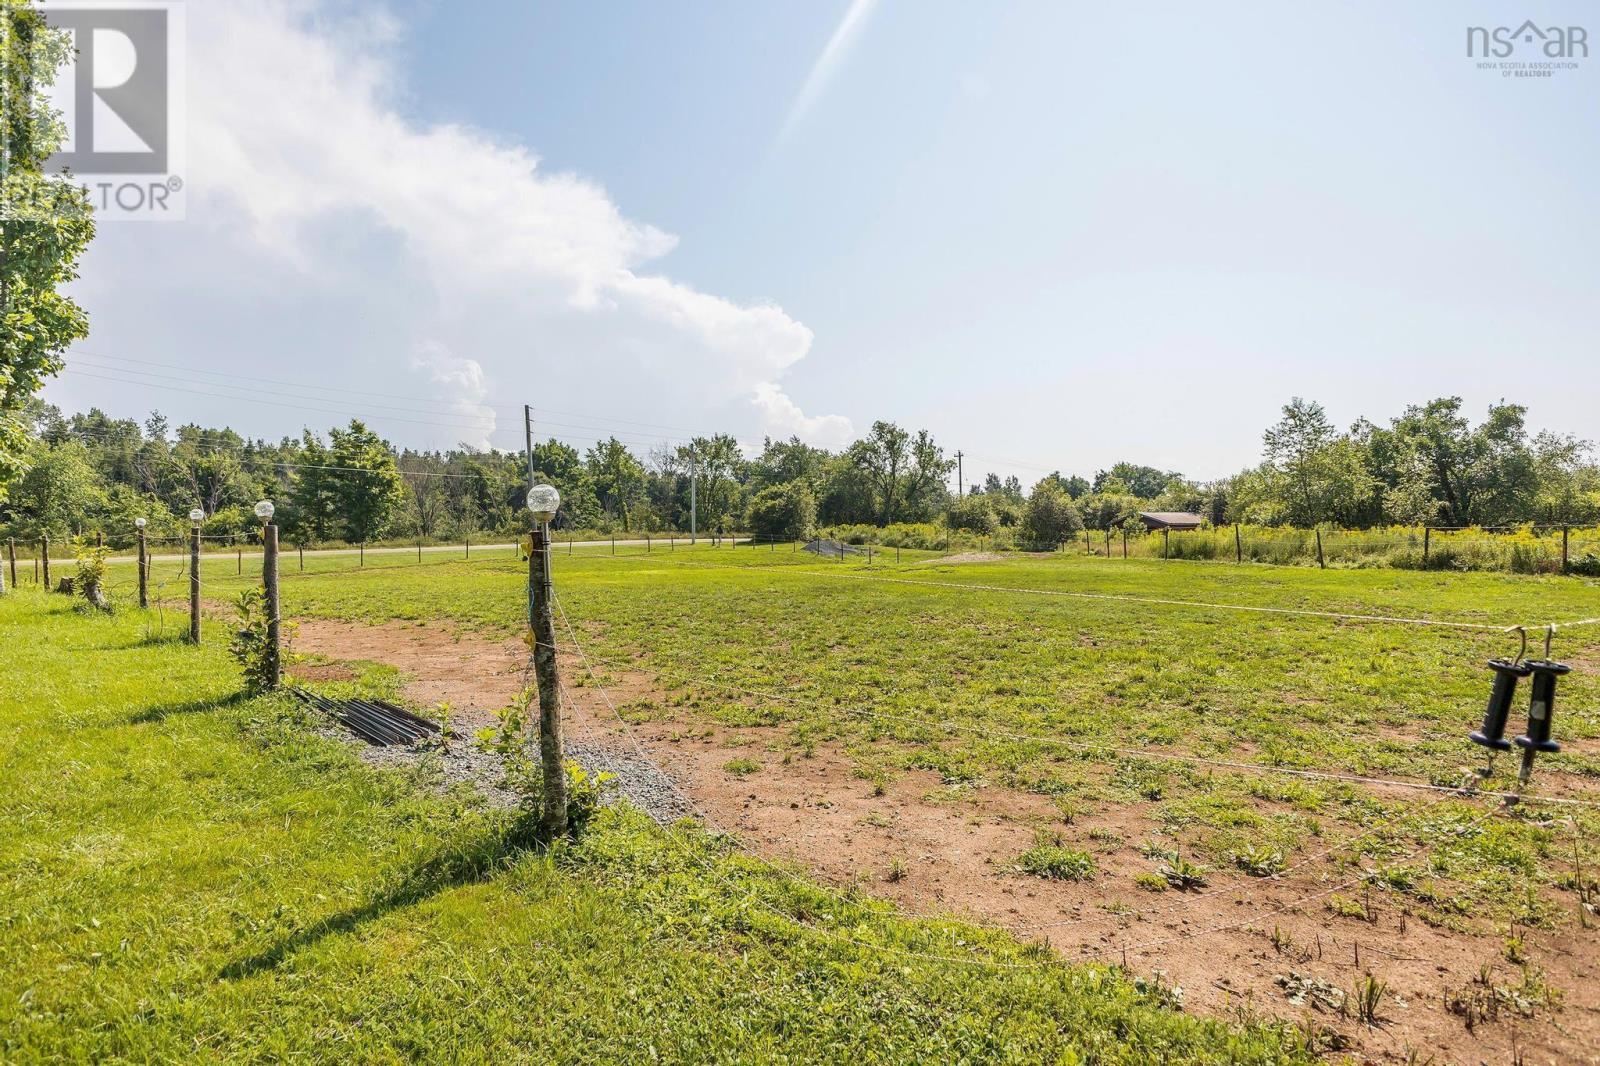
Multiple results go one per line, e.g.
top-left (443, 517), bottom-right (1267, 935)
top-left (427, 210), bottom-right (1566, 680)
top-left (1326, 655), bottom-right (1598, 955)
top-left (254, 500), bottom-right (275, 522)
top-left (189, 508), bottom-right (205, 524)
top-left (526, 484), bottom-right (561, 525)
top-left (134, 517), bottom-right (147, 529)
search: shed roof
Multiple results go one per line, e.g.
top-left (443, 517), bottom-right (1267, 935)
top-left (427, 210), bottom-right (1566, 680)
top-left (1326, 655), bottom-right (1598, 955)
top-left (1138, 511), bottom-right (1206, 526)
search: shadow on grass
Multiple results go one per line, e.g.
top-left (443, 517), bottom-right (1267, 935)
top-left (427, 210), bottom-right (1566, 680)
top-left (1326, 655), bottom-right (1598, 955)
top-left (219, 812), bottom-right (543, 981)
top-left (129, 689), bottom-right (251, 724)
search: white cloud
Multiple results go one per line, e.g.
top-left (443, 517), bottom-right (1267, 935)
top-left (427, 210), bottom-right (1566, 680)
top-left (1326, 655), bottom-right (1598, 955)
top-left (152, 0), bottom-right (850, 449)
top-left (410, 344), bottom-right (495, 450)
top-left (751, 382), bottom-right (853, 450)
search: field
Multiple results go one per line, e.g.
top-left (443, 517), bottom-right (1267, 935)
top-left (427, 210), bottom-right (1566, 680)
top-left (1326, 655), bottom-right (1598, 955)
top-left (10, 543), bottom-right (1600, 1061)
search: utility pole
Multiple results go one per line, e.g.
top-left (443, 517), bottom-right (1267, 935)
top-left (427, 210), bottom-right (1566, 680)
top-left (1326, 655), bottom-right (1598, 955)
top-left (689, 444), bottom-right (698, 544)
top-left (523, 404), bottom-right (537, 490)
top-left (955, 451), bottom-right (964, 497)
top-left (526, 484), bottom-right (568, 840)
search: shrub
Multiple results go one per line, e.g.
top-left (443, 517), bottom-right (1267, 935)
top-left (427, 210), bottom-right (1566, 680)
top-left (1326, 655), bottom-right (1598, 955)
top-left (945, 494), bottom-right (999, 535)
top-left (745, 482), bottom-right (817, 542)
top-left (1020, 486), bottom-right (1083, 546)
top-left (72, 539), bottom-right (111, 612)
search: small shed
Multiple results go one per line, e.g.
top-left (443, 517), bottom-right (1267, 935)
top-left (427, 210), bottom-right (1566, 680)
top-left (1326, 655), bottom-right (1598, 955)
top-left (1134, 511), bottom-right (1205, 531)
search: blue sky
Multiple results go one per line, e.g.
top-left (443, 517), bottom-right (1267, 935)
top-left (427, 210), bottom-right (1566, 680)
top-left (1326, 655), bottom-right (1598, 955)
top-left (46, 0), bottom-right (1599, 484)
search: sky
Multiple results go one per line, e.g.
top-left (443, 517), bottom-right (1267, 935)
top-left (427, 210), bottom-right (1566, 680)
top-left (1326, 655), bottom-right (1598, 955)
top-left (40, 0), bottom-right (1600, 486)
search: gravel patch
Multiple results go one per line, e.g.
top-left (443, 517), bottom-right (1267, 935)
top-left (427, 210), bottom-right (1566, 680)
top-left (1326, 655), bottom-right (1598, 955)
top-left (311, 714), bottom-right (699, 824)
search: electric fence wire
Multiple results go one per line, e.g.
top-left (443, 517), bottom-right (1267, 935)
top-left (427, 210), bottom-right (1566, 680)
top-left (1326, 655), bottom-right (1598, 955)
top-left (548, 592), bottom-right (1515, 974)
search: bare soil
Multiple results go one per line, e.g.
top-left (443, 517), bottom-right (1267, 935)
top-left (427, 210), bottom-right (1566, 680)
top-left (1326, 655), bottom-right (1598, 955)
top-left (291, 618), bottom-right (1599, 1065)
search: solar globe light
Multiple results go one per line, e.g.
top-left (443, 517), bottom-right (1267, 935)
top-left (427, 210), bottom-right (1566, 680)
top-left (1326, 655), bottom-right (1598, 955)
top-left (255, 500), bottom-right (275, 522)
top-left (134, 517), bottom-right (147, 530)
top-left (526, 484), bottom-right (561, 525)
top-left (189, 508), bottom-right (205, 525)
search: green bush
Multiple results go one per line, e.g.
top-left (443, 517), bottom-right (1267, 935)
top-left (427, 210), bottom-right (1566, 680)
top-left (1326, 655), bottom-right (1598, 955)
top-left (1020, 487), bottom-right (1083, 546)
top-left (745, 482), bottom-right (817, 542)
top-left (945, 495), bottom-right (999, 535)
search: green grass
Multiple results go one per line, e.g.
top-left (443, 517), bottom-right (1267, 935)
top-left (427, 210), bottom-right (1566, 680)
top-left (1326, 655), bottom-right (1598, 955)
top-left (92, 543), bottom-right (1600, 926)
top-left (0, 589), bottom-right (1310, 1062)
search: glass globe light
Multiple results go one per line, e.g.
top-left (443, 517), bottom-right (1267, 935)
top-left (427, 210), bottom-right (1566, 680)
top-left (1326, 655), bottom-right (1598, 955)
top-left (189, 508), bottom-right (205, 523)
top-left (526, 484), bottom-right (561, 524)
top-left (254, 500), bottom-right (275, 520)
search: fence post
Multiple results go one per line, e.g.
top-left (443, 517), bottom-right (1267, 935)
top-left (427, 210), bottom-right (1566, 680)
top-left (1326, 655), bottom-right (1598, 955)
top-left (237, 545), bottom-right (243, 575)
top-left (1163, 527), bottom-right (1170, 560)
top-left (1315, 529), bottom-right (1325, 569)
top-left (465, 535), bottom-right (470, 559)
top-left (299, 543), bottom-right (305, 571)
top-left (360, 542), bottom-right (365, 567)
top-left (1562, 526), bottom-right (1570, 573)
top-left (263, 521), bottom-right (281, 688)
top-left (6, 538), bottom-right (15, 591)
top-left (1235, 523), bottom-right (1242, 563)
top-left (896, 545), bottom-right (901, 564)
top-left (528, 521), bottom-right (568, 839)
top-left (137, 527), bottom-right (148, 608)
top-left (1122, 530), bottom-right (1128, 558)
top-left (612, 536), bottom-right (616, 555)
top-left (189, 524), bottom-right (201, 644)
top-left (41, 535), bottom-right (49, 589)
top-left (1422, 526), bottom-right (1430, 568)
top-left (418, 537), bottom-right (423, 563)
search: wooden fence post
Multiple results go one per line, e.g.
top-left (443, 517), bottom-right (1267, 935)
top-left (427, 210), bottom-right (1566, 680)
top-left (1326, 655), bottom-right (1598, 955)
top-left (189, 525), bottom-right (201, 644)
top-left (237, 545), bottom-right (242, 575)
top-left (1562, 526), bottom-right (1570, 573)
top-left (6, 538), bottom-right (14, 591)
top-left (1163, 527), bottom-right (1170, 560)
top-left (418, 538), bottom-right (423, 562)
top-left (41, 535), bottom-right (49, 589)
top-left (1122, 530), bottom-right (1128, 558)
top-left (137, 527), bottom-right (148, 609)
top-left (528, 522), bottom-right (568, 839)
top-left (360, 542), bottom-right (365, 567)
top-left (263, 521), bottom-right (281, 688)
top-left (1422, 526), bottom-right (1431, 568)
top-left (465, 535), bottom-right (470, 559)
top-left (1315, 529), bottom-right (1325, 569)
top-left (1235, 523), bottom-right (1243, 563)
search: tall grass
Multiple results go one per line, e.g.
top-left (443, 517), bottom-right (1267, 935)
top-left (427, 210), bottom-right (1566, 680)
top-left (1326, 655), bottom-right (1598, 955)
top-left (1122, 524), bottom-right (1600, 575)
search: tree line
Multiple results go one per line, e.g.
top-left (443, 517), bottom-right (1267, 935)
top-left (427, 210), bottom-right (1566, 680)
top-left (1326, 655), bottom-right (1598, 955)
top-left (0, 394), bottom-right (1594, 546)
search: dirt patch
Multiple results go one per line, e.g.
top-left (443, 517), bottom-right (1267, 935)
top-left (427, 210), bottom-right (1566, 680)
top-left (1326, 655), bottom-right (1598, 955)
top-left (924, 552), bottom-right (1005, 565)
top-left (290, 618), bottom-right (1599, 1064)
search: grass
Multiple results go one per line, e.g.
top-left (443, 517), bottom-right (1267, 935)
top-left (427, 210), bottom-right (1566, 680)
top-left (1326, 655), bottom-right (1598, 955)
top-left (0, 589), bottom-right (1312, 1061)
top-left (93, 540), bottom-right (1600, 933)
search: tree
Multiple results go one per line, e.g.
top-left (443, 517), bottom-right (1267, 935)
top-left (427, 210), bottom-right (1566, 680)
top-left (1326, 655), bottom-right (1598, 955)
top-left (327, 421), bottom-right (404, 542)
top-left (900, 429), bottom-right (955, 521)
top-left (1261, 398), bottom-right (1374, 526)
top-left (847, 421), bottom-right (911, 525)
top-left (1093, 463), bottom-right (1177, 499)
top-left (288, 432), bottom-right (339, 540)
top-left (745, 481), bottom-right (816, 541)
top-left (586, 437), bottom-right (647, 531)
top-left (1020, 484), bottom-right (1084, 545)
top-left (1, 3), bottom-right (95, 502)
top-left (7, 438), bottom-right (103, 537)
top-left (678, 434), bottom-right (743, 532)
top-left (399, 452), bottom-right (449, 538)
top-left (1388, 399), bottom-right (1539, 526)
